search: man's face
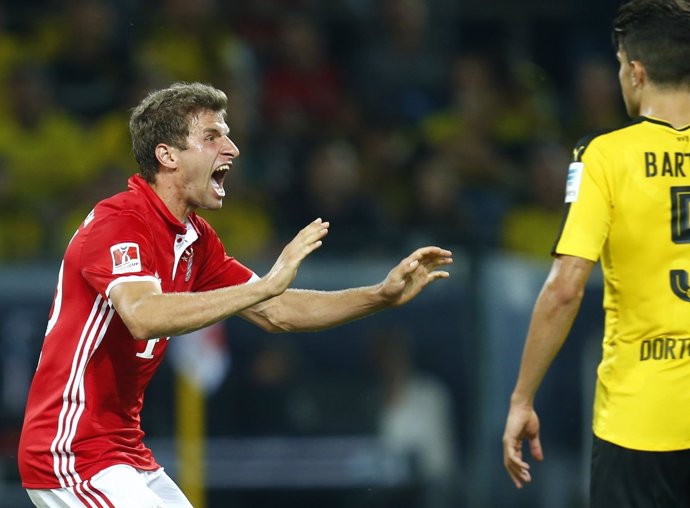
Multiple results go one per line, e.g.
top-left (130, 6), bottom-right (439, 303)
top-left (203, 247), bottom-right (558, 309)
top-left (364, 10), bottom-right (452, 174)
top-left (617, 49), bottom-right (640, 118)
top-left (174, 109), bottom-right (239, 212)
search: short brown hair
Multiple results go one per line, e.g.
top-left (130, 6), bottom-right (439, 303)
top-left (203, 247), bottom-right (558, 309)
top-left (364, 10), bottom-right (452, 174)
top-left (129, 82), bottom-right (228, 182)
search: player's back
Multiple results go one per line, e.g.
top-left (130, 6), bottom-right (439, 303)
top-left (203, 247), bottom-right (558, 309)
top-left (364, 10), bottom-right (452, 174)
top-left (556, 116), bottom-right (690, 450)
top-left (577, 118), bottom-right (690, 339)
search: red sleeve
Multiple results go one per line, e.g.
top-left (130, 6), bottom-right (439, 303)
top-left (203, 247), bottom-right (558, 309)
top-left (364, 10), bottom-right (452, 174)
top-left (80, 211), bottom-right (160, 298)
top-left (191, 216), bottom-right (254, 292)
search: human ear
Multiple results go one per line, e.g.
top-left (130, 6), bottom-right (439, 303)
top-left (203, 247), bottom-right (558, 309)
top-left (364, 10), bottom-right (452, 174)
top-left (155, 144), bottom-right (177, 169)
top-left (630, 60), bottom-right (646, 88)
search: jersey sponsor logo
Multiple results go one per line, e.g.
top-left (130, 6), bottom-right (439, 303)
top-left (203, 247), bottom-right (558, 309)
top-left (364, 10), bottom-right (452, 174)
top-left (110, 243), bottom-right (142, 274)
top-left (565, 162), bottom-right (584, 203)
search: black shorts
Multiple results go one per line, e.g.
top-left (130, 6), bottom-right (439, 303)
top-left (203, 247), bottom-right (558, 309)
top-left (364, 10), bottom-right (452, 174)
top-left (591, 435), bottom-right (690, 508)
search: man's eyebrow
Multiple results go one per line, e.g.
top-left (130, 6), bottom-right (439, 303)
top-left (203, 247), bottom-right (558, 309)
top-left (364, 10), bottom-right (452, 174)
top-left (202, 126), bottom-right (230, 135)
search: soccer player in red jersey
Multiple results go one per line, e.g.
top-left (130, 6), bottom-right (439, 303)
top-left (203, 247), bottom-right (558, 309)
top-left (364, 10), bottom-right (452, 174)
top-left (18, 82), bottom-right (453, 507)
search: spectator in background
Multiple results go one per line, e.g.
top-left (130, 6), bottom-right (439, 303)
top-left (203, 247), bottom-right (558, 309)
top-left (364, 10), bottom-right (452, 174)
top-left (369, 328), bottom-right (460, 508)
top-left (0, 0), bottom-right (594, 265)
top-left (49, 0), bottom-right (132, 123)
top-left (564, 56), bottom-right (627, 143)
top-left (419, 52), bottom-right (520, 249)
top-left (422, 52), bottom-right (504, 143)
top-left (354, 116), bottom-right (421, 249)
top-left (404, 153), bottom-right (470, 248)
top-left (133, 0), bottom-right (222, 85)
top-left (231, 338), bottom-right (319, 436)
top-left (226, 1), bottom-right (287, 64)
top-left (261, 14), bottom-right (344, 137)
top-left (501, 142), bottom-right (570, 260)
top-left (0, 5), bottom-right (24, 81)
top-left (254, 15), bottom-right (346, 212)
top-left (0, 61), bottom-right (100, 259)
top-left (288, 139), bottom-right (392, 254)
top-left (0, 154), bottom-right (43, 261)
top-left (351, 0), bottom-right (449, 126)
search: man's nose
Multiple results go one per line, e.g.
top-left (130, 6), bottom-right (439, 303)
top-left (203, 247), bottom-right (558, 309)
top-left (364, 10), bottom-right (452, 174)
top-left (221, 136), bottom-right (240, 158)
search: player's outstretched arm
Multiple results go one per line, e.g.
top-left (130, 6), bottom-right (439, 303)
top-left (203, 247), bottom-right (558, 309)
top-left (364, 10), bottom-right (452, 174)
top-left (240, 246), bottom-right (453, 333)
top-left (110, 218), bottom-right (329, 340)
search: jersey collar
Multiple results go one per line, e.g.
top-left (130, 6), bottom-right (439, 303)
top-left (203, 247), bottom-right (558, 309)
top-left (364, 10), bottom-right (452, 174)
top-left (641, 115), bottom-right (690, 131)
top-left (128, 174), bottom-right (189, 235)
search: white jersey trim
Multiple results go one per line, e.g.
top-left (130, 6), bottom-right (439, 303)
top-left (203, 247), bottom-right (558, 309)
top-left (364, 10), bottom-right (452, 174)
top-left (172, 220), bottom-right (199, 280)
top-left (105, 275), bottom-right (161, 301)
top-left (49, 294), bottom-right (115, 488)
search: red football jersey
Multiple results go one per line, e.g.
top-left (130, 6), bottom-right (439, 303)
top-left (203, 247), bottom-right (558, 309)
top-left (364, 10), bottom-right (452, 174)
top-left (18, 175), bottom-right (254, 488)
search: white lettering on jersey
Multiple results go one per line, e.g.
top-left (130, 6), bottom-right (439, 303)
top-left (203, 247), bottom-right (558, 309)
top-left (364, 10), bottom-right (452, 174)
top-left (565, 162), bottom-right (584, 203)
top-left (83, 209), bottom-right (95, 227)
top-left (136, 337), bottom-right (170, 360)
top-left (136, 338), bottom-right (160, 359)
top-left (46, 230), bottom-right (82, 338)
top-left (110, 243), bottom-right (142, 274)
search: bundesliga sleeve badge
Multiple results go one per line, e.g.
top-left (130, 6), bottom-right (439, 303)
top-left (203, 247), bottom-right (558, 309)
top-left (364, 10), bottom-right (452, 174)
top-left (565, 162), bottom-right (584, 203)
top-left (110, 243), bottom-right (142, 274)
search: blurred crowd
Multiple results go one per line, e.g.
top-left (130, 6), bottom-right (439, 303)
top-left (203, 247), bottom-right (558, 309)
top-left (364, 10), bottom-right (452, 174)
top-left (0, 0), bottom-right (626, 263)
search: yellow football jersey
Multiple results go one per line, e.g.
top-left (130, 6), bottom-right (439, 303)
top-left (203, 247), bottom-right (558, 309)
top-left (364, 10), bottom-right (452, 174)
top-left (554, 116), bottom-right (690, 451)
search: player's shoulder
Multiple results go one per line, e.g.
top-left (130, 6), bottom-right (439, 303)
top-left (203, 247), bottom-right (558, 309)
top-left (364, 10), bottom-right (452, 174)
top-left (572, 117), bottom-right (646, 162)
top-left (81, 190), bottom-right (150, 234)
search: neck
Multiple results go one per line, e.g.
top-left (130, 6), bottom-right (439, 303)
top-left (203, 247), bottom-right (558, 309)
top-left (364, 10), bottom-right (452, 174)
top-left (149, 178), bottom-right (190, 223)
top-left (639, 85), bottom-right (690, 129)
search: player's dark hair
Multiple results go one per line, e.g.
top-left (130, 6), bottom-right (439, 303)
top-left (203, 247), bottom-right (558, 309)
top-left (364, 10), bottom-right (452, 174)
top-left (612, 0), bottom-right (690, 87)
top-left (129, 82), bottom-right (228, 182)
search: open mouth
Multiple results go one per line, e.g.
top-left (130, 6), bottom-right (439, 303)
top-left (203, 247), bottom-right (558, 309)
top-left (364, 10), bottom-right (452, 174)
top-left (211, 164), bottom-right (230, 197)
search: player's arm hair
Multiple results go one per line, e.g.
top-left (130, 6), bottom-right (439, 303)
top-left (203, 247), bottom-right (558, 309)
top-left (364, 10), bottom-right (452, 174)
top-left (109, 277), bottom-right (282, 340)
top-left (239, 286), bottom-right (387, 333)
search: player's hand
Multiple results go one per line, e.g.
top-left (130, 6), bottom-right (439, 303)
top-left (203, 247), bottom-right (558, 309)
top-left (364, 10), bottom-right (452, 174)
top-left (378, 246), bottom-right (452, 306)
top-left (503, 403), bottom-right (543, 488)
top-left (263, 218), bottom-right (329, 296)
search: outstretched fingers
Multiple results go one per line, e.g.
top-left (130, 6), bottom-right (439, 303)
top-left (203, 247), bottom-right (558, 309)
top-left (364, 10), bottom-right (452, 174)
top-left (381, 246), bottom-right (453, 305)
top-left (265, 218), bottom-right (330, 296)
top-left (296, 218), bottom-right (330, 255)
top-left (409, 246), bottom-right (453, 279)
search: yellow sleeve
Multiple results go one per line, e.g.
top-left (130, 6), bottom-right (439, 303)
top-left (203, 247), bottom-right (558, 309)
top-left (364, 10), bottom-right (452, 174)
top-left (554, 141), bottom-right (612, 261)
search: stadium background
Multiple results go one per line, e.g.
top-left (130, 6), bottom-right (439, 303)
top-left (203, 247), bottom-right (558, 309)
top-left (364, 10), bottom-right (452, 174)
top-left (0, 0), bottom-right (621, 506)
